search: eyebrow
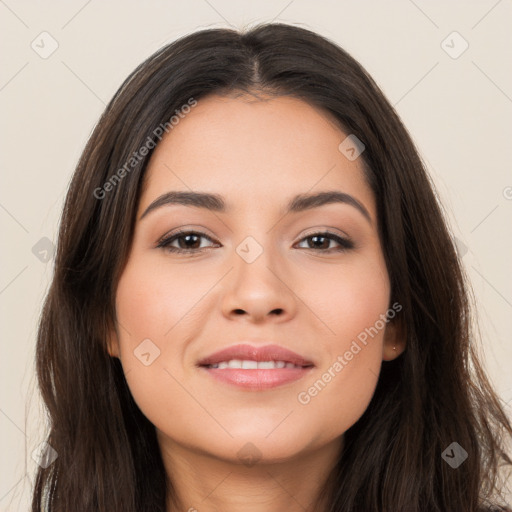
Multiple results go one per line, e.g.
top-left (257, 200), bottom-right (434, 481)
top-left (139, 190), bottom-right (372, 224)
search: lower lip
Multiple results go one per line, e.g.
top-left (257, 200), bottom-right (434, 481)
top-left (199, 366), bottom-right (314, 390)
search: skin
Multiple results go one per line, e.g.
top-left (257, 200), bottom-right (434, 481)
top-left (108, 93), bottom-right (406, 512)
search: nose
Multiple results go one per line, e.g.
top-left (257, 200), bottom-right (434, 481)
top-left (220, 244), bottom-right (297, 324)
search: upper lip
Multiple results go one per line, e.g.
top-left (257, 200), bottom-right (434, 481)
top-left (198, 343), bottom-right (315, 367)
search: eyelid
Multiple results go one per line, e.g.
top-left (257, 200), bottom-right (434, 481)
top-left (155, 225), bottom-right (217, 246)
top-left (300, 226), bottom-right (351, 240)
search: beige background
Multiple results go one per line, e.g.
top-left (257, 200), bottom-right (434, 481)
top-left (1, 1), bottom-right (511, 510)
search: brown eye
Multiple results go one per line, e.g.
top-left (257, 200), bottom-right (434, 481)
top-left (296, 232), bottom-right (354, 252)
top-left (157, 231), bottom-right (218, 254)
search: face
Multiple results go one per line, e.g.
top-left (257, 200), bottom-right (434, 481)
top-left (108, 93), bottom-right (404, 465)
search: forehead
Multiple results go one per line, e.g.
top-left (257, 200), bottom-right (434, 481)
top-left (139, 94), bottom-right (375, 219)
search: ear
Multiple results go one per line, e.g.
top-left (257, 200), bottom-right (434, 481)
top-left (106, 318), bottom-right (120, 359)
top-left (382, 316), bottom-right (406, 361)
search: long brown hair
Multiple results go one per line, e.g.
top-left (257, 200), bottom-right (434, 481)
top-left (31, 22), bottom-right (512, 511)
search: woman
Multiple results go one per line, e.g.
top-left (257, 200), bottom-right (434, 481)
top-left (31, 22), bottom-right (512, 511)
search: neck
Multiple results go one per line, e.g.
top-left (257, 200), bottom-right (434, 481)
top-left (159, 435), bottom-right (342, 512)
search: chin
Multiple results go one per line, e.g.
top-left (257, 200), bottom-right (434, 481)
top-left (209, 429), bottom-right (317, 465)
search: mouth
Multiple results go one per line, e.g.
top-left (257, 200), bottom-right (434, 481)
top-left (203, 360), bottom-right (311, 370)
top-left (197, 343), bottom-right (315, 390)
top-left (198, 343), bottom-right (314, 367)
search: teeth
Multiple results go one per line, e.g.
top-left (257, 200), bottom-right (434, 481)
top-left (207, 360), bottom-right (303, 369)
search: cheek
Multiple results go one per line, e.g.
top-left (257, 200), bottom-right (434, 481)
top-left (113, 274), bottom-right (183, 438)
top-left (307, 252), bottom-right (390, 346)
top-left (293, 255), bottom-right (389, 435)
top-left (113, 256), bottom-right (211, 433)
top-left (115, 256), bottom-right (206, 346)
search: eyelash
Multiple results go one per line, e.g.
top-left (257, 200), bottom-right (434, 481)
top-left (156, 229), bottom-right (354, 255)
